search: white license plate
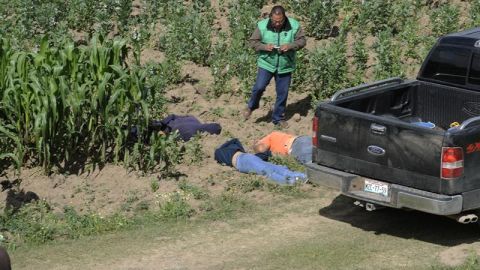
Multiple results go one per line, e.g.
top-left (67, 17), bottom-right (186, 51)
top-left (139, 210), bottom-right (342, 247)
top-left (364, 179), bottom-right (389, 197)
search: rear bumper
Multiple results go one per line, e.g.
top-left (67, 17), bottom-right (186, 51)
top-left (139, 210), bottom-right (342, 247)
top-left (306, 162), bottom-right (463, 215)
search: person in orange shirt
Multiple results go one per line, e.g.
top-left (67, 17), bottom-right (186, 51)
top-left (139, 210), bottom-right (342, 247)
top-left (253, 131), bottom-right (312, 164)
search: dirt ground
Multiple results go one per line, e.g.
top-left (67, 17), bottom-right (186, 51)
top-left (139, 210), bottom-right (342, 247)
top-left (11, 189), bottom-right (480, 270)
top-left (0, 60), bottom-right (313, 216)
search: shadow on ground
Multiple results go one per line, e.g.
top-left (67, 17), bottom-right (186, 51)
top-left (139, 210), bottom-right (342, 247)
top-left (255, 95), bottom-right (312, 124)
top-left (319, 195), bottom-right (480, 246)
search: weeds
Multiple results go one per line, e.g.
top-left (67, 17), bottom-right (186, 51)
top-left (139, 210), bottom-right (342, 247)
top-left (430, 3), bottom-right (460, 37)
top-left (308, 39), bottom-right (348, 102)
top-left (157, 191), bottom-right (194, 219)
top-left (433, 254), bottom-right (480, 270)
top-left (150, 179), bottom-right (160, 192)
top-left (199, 192), bottom-right (251, 221)
top-left (299, 0), bottom-right (340, 39)
top-left (178, 181), bottom-right (209, 200)
top-left (0, 200), bottom-right (131, 247)
top-left (269, 155), bottom-right (305, 173)
top-left (373, 28), bottom-right (403, 80)
top-left (352, 33), bottom-right (368, 84)
top-left (470, 1), bottom-right (480, 28)
top-left (158, 5), bottom-right (213, 66)
top-left (182, 134), bottom-right (205, 165)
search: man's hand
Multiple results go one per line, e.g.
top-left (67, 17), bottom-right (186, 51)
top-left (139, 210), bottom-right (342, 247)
top-left (279, 44), bottom-right (290, 52)
top-left (265, 44), bottom-right (275, 52)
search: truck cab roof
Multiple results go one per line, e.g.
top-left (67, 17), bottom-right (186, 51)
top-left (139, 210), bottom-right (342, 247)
top-left (418, 27), bottom-right (480, 91)
top-left (439, 27), bottom-right (480, 47)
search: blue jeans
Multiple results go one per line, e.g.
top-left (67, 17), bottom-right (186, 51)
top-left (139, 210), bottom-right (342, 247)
top-left (247, 67), bottom-right (292, 124)
top-left (290, 136), bottom-right (312, 164)
top-left (236, 153), bottom-right (306, 185)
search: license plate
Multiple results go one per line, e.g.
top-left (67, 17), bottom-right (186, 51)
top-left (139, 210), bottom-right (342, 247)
top-left (364, 179), bottom-right (389, 197)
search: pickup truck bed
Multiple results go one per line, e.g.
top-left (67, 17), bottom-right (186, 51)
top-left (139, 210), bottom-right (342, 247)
top-left (307, 28), bottom-right (480, 217)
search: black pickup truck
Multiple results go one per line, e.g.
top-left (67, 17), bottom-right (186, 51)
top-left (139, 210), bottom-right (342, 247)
top-left (307, 28), bottom-right (480, 223)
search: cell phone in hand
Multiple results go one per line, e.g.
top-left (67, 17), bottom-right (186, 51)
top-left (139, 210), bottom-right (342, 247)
top-left (273, 45), bottom-right (280, 49)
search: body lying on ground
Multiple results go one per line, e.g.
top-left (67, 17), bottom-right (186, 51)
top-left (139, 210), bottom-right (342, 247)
top-left (215, 138), bottom-right (307, 185)
top-left (253, 131), bottom-right (312, 164)
top-left (130, 114), bottom-right (222, 142)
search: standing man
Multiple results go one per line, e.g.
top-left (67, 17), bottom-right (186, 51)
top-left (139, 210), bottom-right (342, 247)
top-left (244, 5), bottom-right (306, 128)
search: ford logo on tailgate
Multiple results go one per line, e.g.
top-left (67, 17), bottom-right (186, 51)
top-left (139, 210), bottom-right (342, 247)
top-left (367, 145), bottom-right (386, 156)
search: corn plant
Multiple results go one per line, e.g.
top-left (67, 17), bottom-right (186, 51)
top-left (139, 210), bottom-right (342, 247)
top-left (0, 35), bottom-right (180, 173)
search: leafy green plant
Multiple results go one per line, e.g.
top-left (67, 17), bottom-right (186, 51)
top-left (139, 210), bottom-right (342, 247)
top-left (355, 1), bottom-right (416, 35)
top-left (430, 3), bottom-right (460, 37)
top-left (0, 35), bottom-right (180, 173)
top-left (373, 28), bottom-right (403, 80)
top-left (470, 1), bottom-right (480, 28)
top-left (150, 179), bottom-right (160, 192)
top-left (182, 134), bottom-right (204, 165)
top-left (290, 50), bottom-right (309, 93)
top-left (398, 19), bottom-right (424, 63)
top-left (199, 192), bottom-right (251, 221)
top-left (307, 39), bottom-right (348, 102)
top-left (0, 200), bottom-right (130, 246)
top-left (159, 6), bottom-right (213, 66)
top-left (352, 34), bottom-right (369, 84)
top-left (356, 1), bottom-right (392, 34)
top-left (210, 32), bottom-right (233, 97)
top-left (269, 155), bottom-right (305, 173)
top-left (303, 0), bottom-right (340, 39)
top-left (158, 192), bottom-right (194, 219)
top-left (178, 181), bottom-right (209, 200)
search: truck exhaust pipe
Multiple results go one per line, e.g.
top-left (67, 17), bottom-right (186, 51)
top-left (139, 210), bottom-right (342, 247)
top-left (449, 213), bottom-right (479, 224)
top-left (354, 201), bottom-right (384, 211)
top-left (365, 203), bottom-right (377, 211)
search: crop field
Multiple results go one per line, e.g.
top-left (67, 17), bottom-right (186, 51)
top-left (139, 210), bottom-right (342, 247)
top-left (1, 0), bottom-right (480, 269)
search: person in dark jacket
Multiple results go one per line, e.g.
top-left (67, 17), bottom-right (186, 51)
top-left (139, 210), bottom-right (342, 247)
top-left (214, 138), bottom-right (307, 185)
top-left (154, 114), bottom-right (221, 141)
top-left (130, 114), bottom-right (222, 142)
top-left (243, 5), bottom-right (306, 128)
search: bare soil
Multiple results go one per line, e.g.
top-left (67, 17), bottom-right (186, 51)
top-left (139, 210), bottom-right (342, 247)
top-left (11, 190), bottom-right (480, 270)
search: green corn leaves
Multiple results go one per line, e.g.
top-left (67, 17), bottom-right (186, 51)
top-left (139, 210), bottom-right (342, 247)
top-left (0, 35), bottom-right (178, 174)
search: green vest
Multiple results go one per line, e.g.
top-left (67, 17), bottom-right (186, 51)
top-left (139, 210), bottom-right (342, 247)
top-left (257, 17), bottom-right (300, 74)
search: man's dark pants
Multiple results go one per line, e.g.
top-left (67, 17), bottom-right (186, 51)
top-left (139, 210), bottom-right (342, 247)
top-left (247, 67), bottom-right (292, 124)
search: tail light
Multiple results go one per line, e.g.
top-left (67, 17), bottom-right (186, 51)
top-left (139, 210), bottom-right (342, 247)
top-left (312, 116), bottom-right (318, 147)
top-left (441, 147), bottom-right (464, 179)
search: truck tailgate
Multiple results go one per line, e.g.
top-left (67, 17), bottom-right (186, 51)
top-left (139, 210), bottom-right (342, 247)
top-left (315, 104), bottom-right (445, 193)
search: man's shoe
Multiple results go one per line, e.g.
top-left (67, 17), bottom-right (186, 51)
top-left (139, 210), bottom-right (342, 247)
top-left (275, 120), bottom-right (289, 129)
top-left (243, 107), bottom-right (252, 120)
